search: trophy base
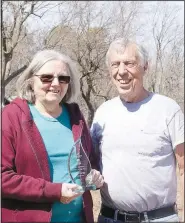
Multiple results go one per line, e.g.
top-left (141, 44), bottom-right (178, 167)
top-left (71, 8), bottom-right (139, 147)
top-left (73, 184), bottom-right (96, 193)
top-left (73, 185), bottom-right (84, 193)
top-left (85, 184), bottom-right (96, 191)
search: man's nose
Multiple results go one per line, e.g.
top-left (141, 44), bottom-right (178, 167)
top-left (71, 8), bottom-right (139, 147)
top-left (118, 62), bottom-right (127, 75)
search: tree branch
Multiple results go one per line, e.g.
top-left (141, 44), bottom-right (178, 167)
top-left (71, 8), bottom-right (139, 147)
top-left (4, 65), bottom-right (28, 86)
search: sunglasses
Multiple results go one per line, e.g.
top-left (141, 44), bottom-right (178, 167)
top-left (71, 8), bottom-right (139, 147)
top-left (34, 74), bottom-right (71, 84)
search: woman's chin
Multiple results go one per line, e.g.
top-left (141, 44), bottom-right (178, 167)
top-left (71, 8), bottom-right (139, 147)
top-left (45, 96), bottom-right (62, 104)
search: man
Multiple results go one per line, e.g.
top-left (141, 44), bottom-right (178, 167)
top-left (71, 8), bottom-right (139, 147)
top-left (91, 38), bottom-right (184, 222)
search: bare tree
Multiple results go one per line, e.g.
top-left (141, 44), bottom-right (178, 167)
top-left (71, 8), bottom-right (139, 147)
top-left (110, 1), bottom-right (143, 40)
top-left (1, 1), bottom-right (65, 104)
top-left (45, 1), bottom-right (142, 126)
top-left (162, 35), bottom-right (184, 110)
top-left (44, 1), bottom-right (110, 125)
top-left (2, 1), bottom-right (36, 103)
top-left (3, 1), bottom-right (182, 122)
top-left (146, 2), bottom-right (183, 95)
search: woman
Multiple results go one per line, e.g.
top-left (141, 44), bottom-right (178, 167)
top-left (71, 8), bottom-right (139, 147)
top-left (2, 50), bottom-right (104, 223)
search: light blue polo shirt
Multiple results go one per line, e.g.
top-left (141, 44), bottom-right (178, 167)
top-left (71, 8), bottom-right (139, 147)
top-left (29, 103), bottom-right (83, 222)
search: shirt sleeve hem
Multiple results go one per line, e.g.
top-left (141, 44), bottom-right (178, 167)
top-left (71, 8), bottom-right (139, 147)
top-left (173, 139), bottom-right (184, 150)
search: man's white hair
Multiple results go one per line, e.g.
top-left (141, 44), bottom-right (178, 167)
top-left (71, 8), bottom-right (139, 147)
top-left (105, 38), bottom-right (149, 67)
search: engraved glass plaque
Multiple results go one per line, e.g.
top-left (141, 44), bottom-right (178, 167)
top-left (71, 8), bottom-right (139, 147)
top-left (68, 138), bottom-right (96, 193)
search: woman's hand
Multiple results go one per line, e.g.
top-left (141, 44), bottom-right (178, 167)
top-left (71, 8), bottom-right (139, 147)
top-left (88, 169), bottom-right (104, 189)
top-left (60, 183), bottom-right (82, 204)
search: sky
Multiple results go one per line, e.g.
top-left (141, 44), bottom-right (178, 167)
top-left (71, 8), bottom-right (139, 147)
top-left (22, 1), bottom-right (183, 62)
top-left (26, 1), bottom-right (184, 32)
top-left (4, 1), bottom-right (184, 60)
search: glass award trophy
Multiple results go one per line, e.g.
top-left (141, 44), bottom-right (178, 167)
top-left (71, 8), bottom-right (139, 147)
top-left (68, 138), bottom-right (96, 193)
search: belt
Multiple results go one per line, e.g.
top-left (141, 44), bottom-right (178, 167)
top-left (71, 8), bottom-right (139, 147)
top-left (100, 204), bottom-right (176, 222)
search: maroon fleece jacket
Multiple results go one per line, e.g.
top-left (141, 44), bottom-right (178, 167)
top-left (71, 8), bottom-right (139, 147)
top-left (2, 98), bottom-right (99, 223)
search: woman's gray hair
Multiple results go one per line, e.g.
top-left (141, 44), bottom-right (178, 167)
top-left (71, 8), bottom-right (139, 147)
top-left (16, 50), bottom-right (80, 103)
top-left (105, 38), bottom-right (149, 67)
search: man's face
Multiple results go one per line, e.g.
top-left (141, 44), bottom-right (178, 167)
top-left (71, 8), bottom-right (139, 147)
top-left (109, 45), bottom-right (147, 102)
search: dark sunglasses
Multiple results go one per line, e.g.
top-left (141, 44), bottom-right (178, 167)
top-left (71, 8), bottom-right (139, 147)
top-left (34, 74), bottom-right (71, 84)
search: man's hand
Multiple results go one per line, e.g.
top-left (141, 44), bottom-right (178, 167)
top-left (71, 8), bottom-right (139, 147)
top-left (88, 169), bottom-right (104, 189)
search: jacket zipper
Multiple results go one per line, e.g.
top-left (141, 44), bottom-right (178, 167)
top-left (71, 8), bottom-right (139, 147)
top-left (22, 122), bottom-right (52, 222)
top-left (22, 122), bottom-right (45, 179)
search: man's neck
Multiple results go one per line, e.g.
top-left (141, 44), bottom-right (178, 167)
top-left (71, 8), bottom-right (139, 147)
top-left (121, 89), bottom-right (150, 103)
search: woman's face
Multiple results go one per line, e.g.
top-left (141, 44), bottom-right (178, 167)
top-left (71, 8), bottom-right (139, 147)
top-left (33, 60), bottom-right (70, 106)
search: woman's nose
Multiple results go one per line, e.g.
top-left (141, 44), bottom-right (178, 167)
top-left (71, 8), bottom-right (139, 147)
top-left (51, 77), bottom-right (60, 85)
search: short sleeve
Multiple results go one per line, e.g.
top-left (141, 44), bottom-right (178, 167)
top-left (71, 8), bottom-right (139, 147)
top-left (90, 105), bottom-right (106, 174)
top-left (167, 109), bottom-right (184, 149)
top-left (90, 105), bottom-right (106, 151)
top-left (90, 110), bottom-right (101, 147)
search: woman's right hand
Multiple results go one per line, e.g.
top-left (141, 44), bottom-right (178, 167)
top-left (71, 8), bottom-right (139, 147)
top-left (60, 183), bottom-right (83, 204)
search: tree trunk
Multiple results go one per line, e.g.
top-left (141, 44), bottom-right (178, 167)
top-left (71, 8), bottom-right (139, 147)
top-left (1, 84), bottom-right (6, 107)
